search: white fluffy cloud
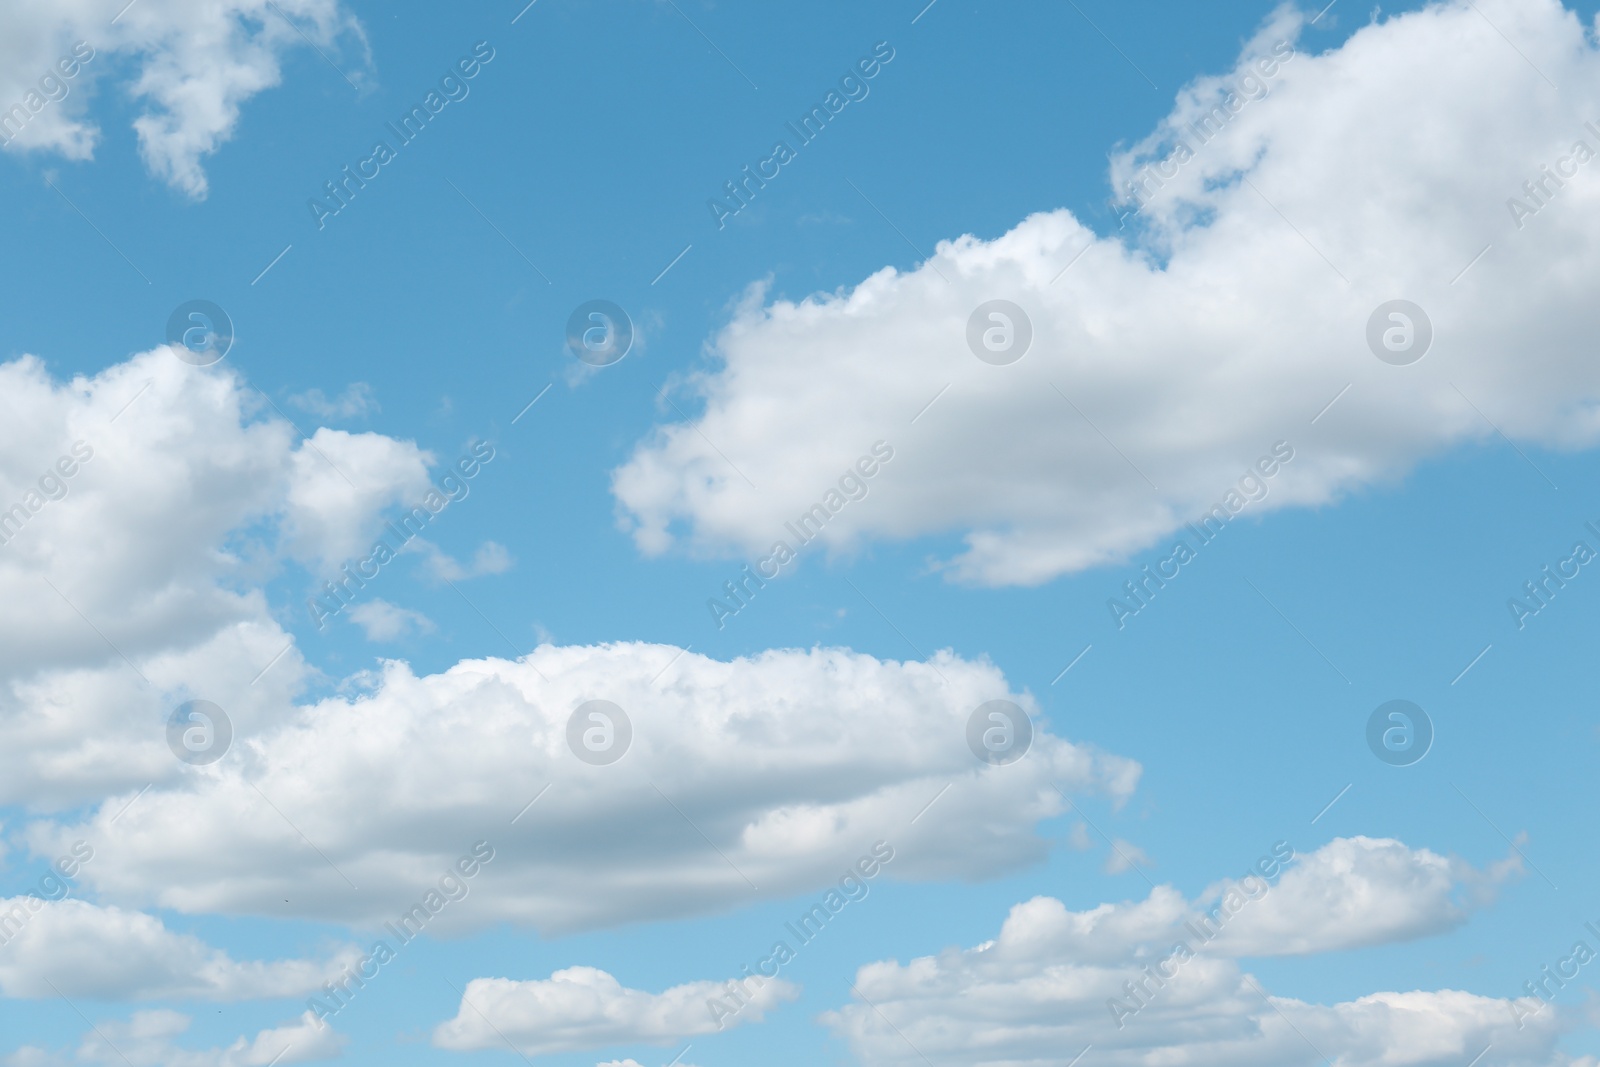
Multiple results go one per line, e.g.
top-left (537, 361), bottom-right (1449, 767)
top-left (31, 642), bottom-right (1136, 933)
top-left (280, 426), bottom-right (434, 570)
top-left (821, 837), bottom-right (1555, 1067)
top-left (0, 349), bottom-right (444, 807)
top-left (1205, 836), bottom-right (1520, 957)
top-left (433, 966), bottom-right (798, 1054)
top-left (1, 347), bottom-right (1135, 938)
top-left (0, 896), bottom-right (359, 1000)
top-left (0, 0), bottom-right (365, 197)
top-left (60, 1009), bottom-right (338, 1067)
top-left (614, 0), bottom-right (1600, 585)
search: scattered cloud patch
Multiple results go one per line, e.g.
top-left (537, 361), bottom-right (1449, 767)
top-left (288, 383), bottom-right (377, 420)
top-left (11, 1009), bottom-right (342, 1067)
top-left (415, 539), bottom-right (513, 582)
top-left (0, 0), bottom-right (368, 198)
top-left (822, 837), bottom-right (1555, 1067)
top-left (434, 966), bottom-right (797, 1054)
top-left (346, 599), bottom-right (433, 641)
top-left (0, 897), bottom-right (360, 1001)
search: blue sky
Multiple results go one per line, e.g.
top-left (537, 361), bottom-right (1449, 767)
top-left (5, 1), bottom-right (1600, 1065)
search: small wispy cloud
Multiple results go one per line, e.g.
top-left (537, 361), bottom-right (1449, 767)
top-left (415, 540), bottom-right (514, 582)
top-left (1105, 838), bottom-right (1152, 875)
top-left (289, 383), bottom-right (378, 420)
top-left (347, 599), bottom-right (434, 641)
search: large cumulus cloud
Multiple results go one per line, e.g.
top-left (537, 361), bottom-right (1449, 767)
top-left (31, 641), bottom-right (1136, 933)
top-left (614, 0), bottom-right (1600, 586)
